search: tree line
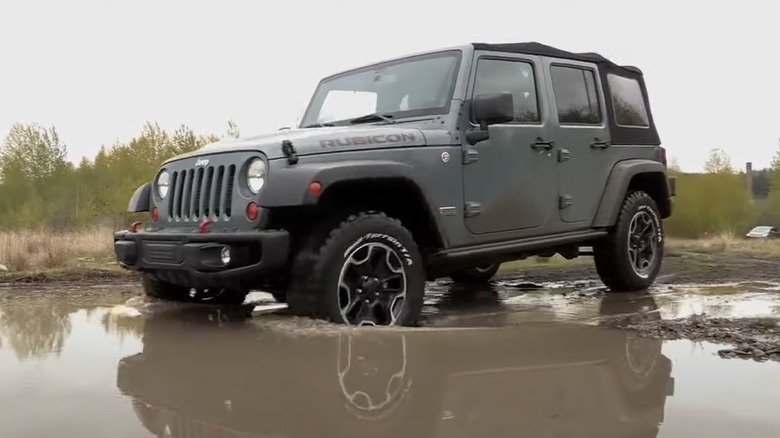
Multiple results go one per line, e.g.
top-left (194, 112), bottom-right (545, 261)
top-left (0, 121), bottom-right (239, 230)
top-left (0, 121), bottom-right (776, 237)
top-left (664, 147), bottom-right (780, 238)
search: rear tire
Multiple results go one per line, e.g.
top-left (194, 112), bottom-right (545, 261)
top-left (286, 212), bottom-right (425, 327)
top-left (141, 273), bottom-right (248, 305)
top-left (594, 191), bottom-right (664, 292)
top-left (449, 263), bottom-right (501, 284)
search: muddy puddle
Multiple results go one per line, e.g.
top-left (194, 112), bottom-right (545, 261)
top-left (1, 278), bottom-right (780, 437)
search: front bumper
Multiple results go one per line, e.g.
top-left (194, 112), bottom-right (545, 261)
top-left (114, 229), bottom-right (290, 288)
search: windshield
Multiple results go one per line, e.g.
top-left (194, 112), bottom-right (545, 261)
top-left (300, 50), bottom-right (461, 127)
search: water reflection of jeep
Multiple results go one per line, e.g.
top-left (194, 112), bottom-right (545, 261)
top-left (116, 296), bottom-right (674, 437)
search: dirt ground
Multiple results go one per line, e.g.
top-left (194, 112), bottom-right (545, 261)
top-left (510, 251), bottom-right (780, 286)
top-left (500, 252), bottom-right (780, 363)
top-left (2, 250), bottom-right (779, 362)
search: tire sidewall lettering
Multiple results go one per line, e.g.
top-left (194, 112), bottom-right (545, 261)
top-left (342, 232), bottom-right (414, 267)
top-left (636, 203), bottom-right (663, 244)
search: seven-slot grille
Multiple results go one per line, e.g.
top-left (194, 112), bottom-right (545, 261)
top-left (167, 164), bottom-right (236, 220)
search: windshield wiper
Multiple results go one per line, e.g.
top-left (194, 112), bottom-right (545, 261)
top-left (302, 122), bottom-right (335, 128)
top-left (348, 113), bottom-right (396, 125)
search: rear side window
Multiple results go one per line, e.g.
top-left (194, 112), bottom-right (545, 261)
top-left (607, 74), bottom-right (650, 127)
top-left (473, 58), bottom-right (540, 123)
top-left (550, 65), bottom-right (601, 124)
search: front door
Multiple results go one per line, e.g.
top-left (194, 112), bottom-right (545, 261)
top-left (462, 52), bottom-right (558, 236)
top-left (543, 58), bottom-right (613, 225)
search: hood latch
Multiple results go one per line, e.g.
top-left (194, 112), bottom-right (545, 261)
top-left (281, 140), bottom-right (299, 165)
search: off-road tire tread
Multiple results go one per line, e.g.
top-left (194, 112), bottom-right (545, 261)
top-left (286, 211), bottom-right (424, 326)
top-left (594, 190), bottom-right (664, 292)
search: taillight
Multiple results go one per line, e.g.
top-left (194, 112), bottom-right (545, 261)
top-left (660, 147), bottom-right (667, 167)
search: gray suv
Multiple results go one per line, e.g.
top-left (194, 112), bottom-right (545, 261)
top-left (114, 42), bottom-right (676, 327)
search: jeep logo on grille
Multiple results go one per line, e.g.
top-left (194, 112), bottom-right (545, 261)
top-left (195, 158), bottom-right (209, 167)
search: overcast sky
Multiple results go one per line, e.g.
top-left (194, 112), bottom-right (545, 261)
top-left (0, 0), bottom-right (775, 172)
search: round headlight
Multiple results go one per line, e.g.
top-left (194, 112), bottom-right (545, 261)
top-left (246, 159), bottom-right (266, 193)
top-left (156, 170), bottom-right (170, 199)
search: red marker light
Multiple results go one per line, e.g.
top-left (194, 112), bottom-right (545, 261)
top-left (151, 207), bottom-right (159, 222)
top-left (309, 181), bottom-right (323, 197)
top-left (246, 202), bottom-right (259, 221)
top-left (199, 218), bottom-right (214, 234)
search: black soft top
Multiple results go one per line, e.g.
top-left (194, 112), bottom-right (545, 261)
top-left (471, 42), bottom-right (660, 146)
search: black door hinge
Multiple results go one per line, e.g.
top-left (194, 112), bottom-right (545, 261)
top-left (464, 201), bottom-right (482, 217)
top-left (462, 148), bottom-right (479, 164)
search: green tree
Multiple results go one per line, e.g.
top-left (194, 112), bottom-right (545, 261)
top-left (752, 168), bottom-right (770, 199)
top-left (765, 140), bottom-right (780, 223)
top-left (666, 149), bottom-right (754, 237)
top-left (0, 123), bottom-right (73, 228)
top-left (704, 148), bottom-right (734, 174)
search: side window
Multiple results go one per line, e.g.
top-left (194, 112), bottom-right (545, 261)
top-left (550, 65), bottom-right (601, 124)
top-left (473, 58), bottom-right (540, 123)
top-left (607, 74), bottom-right (650, 127)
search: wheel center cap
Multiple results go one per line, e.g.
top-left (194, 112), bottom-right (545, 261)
top-left (361, 277), bottom-right (381, 294)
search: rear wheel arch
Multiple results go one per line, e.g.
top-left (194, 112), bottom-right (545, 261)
top-left (593, 160), bottom-right (671, 228)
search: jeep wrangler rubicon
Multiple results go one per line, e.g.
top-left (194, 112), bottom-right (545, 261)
top-left (114, 42), bottom-right (675, 327)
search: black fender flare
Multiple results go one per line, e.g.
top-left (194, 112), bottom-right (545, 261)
top-left (258, 160), bottom-right (447, 244)
top-left (593, 160), bottom-right (671, 227)
top-left (128, 183), bottom-right (152, 213)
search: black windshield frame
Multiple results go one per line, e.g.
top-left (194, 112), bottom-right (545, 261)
top-left (299, 50), bottom-right (463, 127)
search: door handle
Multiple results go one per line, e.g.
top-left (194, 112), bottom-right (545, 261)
top-left (590, 138), bottom-right (610, 149)
top-left (531, 137), bottom-right (555, 150)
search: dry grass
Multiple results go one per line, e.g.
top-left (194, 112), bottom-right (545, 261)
top-left (667, 232), bottom-right (780, 258)
top-left (0, 226), bottom-right (776, 280)
top-left (0, 227), bottom-right (115, 272)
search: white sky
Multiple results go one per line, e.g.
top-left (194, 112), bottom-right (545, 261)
top-left (0, 0), bottom-right (776, 172)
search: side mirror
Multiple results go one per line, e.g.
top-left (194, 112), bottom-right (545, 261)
top-left (466, 92), bottom-right (514, 145)
top-left (473, 92), bottom-right (514, 129)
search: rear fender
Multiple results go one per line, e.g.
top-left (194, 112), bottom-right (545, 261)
top-left (593, 160), bottom-right (671, 227)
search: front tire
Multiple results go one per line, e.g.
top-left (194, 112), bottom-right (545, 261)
top-left (287, 212), bottom-right (425, 327)
top-left (594, 191), bottom-right (664, 292)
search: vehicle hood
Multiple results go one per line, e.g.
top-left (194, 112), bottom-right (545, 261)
top-left (165, 125), bottom-right (433, 163)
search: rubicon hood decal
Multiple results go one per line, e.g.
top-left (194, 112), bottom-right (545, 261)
top-left (319, 132), bottom-right (417, 148)
top-left (165, 126), bottom-right (427, 164)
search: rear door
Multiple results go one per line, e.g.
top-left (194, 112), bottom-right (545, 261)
top-left (542, 58), bottom-right (612, 226)
top-left (461, 51), bottom-right (558, 237)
